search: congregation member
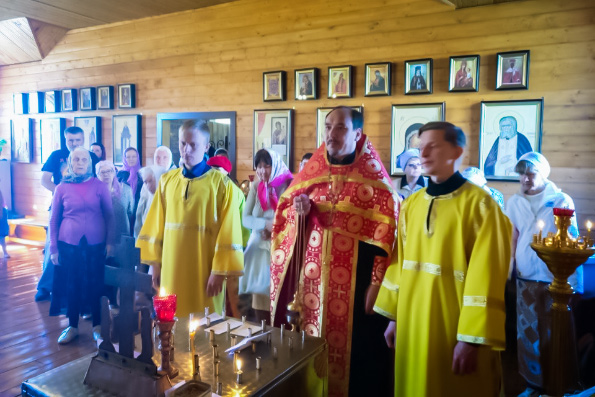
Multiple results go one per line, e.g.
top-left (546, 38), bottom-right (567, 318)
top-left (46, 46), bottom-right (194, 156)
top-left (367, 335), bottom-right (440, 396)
top-left (117, 147), bottom-right (143, 234)
top-left (36, 126), bottom-right (100, 302)
top-left (375, 121), bottom-right (512, 396)
top-left (97, 160), bottom-right (134, 308)
top-left (461, 166), bottom-right (505, 209)
top-left (0, 184), bottom-right (9, 258)
top-left (392, 148), bottom-right (427, 199)
top-left (49, 147), bottom-right (115, 344)
top-left (240, 149), bottom-right (292, 322)
top-left (270, 107), bottom-right (397, 396)
top-left (298, 152), bottom-right (312, 172)
top-left (90, 142), bottom-right (107, 161)
top-left (133, 166), bottom-right (166, 238)
top-left (97, 161), bottom-right (134, 247)
top-left (136, 119), bottom-right (244, 317)
top-left (506, 152), bottom-right (582, 396)
top-left (153, 145), bottom-right (176, 170)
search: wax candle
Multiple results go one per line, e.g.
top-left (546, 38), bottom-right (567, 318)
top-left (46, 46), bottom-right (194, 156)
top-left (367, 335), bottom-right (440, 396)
top-left (153, 287), bottom-right (177, 322)
top-left (236, 359), bottom-right (243, 384)
top-left (189, 320), bottom-right (198, 375)
top-left (587, 220), bottom-right (593, 245)
top-left (537, 220), bottom-right (545, 242)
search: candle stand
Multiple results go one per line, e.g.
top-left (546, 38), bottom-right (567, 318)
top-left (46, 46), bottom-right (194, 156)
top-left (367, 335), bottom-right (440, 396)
top-left (530, 209), bottom-right (593, 396)
top-left (157, 320), bottom-right (179, 379)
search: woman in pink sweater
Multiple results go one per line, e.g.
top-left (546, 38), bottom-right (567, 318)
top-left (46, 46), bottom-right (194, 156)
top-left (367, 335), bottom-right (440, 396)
top-left (49, 147), bottom-right (115, 344)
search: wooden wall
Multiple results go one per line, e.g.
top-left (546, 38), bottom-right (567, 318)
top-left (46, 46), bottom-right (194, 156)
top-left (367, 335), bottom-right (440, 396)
top-left (0, 0), bottom-right (594, 229)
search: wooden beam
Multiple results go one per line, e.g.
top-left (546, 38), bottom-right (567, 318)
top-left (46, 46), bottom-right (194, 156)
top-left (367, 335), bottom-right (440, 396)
top-left (27, 18), bottom-right (68, 58)
top-left (440, 0), bottom-right (526, 8)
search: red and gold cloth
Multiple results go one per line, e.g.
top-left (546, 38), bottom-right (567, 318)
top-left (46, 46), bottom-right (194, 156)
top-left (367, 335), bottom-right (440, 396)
top-left (270, 135), bottom-right (399, 396)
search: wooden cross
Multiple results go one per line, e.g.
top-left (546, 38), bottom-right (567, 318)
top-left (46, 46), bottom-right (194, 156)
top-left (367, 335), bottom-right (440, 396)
top-left (102, 236), bottom-right (153, 361)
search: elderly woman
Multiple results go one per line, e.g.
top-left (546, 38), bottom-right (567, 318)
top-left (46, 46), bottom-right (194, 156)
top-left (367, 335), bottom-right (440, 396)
top-left (49, 147), bottom-right (115, 344)
top-left (134, 166), bottom-right (166, 238)
top-left (117, 147), bottom-right (143, 233)
top-left (153, 145), bottom-right (176, 171)
top-left (239, 149), bottom-right (293, 320)
top-left (97, 161), bottom-right (134, 243)
top-left (392, 148), bottom-right (427, 200)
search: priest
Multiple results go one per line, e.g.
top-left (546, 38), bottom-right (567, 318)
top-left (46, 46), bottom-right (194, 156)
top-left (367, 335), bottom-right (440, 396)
top-left (136, 119), bottom-right (244, 316)
top-left (375, 121), bottom-right (512, 396)
top-left (270, 107), bottom-right (399, 396)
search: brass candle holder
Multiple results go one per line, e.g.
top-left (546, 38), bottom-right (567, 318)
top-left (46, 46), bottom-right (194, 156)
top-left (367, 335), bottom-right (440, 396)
top-left (156, 320), bottom-right (179, 379)
top-left (530, 209), bottom-right (593, 396)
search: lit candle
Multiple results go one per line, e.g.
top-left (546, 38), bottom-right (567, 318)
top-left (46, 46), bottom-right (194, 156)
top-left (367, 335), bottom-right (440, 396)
top-left (537, 220), bottom-right (545, 242)
top-left (152, 287), bottom-right (177, 322)
top-left (236, 359), bottom-right (243, 384)
top-left (587, 220), bottom-right (592, 245)
top-left (189, 321), bottom-right (197, 348)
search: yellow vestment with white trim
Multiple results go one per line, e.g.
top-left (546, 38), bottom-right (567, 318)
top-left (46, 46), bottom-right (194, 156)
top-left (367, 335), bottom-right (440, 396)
top-left (137, 168), bottom-right (244, 316)
top-left (374, 182), bottom-right (512, 396)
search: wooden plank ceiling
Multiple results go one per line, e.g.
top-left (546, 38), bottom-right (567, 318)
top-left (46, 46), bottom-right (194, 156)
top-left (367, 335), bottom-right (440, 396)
top-left (0, 0), bottom-right (238, 66)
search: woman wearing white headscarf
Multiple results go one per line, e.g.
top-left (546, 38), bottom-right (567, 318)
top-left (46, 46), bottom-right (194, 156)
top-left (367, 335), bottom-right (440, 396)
top-left (239, 149), bottom-right (293, 320)
top-left (49, 147), bottom-right (115, 344)
top-left (134, 166), bottom-right (166, 238)
top-left (392, 148), bottom-right (427, 199)
top-left (153, 145), bottom-right (176, 171)
top-left (506, 152), bottom-right (581, 395)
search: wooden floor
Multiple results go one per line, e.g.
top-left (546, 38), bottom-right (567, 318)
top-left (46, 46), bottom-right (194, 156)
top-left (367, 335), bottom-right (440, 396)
top-left (0, 243), bottom-right (97, 397)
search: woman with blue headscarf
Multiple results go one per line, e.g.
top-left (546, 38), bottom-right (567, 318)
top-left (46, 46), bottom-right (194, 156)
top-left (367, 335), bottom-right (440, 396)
top-left (49, 147), bottom-right (115, 344)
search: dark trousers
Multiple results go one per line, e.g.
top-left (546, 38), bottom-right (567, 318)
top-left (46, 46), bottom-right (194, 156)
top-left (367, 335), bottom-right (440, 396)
top-left (51, 238), bottom-right (106, 328)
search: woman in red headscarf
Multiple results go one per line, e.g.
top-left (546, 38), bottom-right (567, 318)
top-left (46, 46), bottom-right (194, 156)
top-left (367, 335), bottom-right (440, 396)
top-left (239, 149), bottom-right (293, 321)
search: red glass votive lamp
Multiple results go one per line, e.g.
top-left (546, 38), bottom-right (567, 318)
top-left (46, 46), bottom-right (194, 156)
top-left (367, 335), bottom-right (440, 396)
top-left (153, 293), bottom-right (177, 322)
top-left (553, 208), bottom-right (575, 217)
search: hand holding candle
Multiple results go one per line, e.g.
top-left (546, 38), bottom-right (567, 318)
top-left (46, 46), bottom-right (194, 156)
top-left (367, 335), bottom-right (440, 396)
top-left (153, 287), bottom-right (177, 322)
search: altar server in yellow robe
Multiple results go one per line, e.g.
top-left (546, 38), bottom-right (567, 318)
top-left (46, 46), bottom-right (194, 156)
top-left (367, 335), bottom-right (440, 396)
top-left (137, 119), bottom-right (244, 316)
top-left (374, 121), bottom-right (512, 397)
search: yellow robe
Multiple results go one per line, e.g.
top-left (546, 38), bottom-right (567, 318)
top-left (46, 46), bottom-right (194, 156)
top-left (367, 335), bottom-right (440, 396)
top-left (136, 168), bottom-right (244, 316)
top-left (374, 182), bottom-right (512, 397)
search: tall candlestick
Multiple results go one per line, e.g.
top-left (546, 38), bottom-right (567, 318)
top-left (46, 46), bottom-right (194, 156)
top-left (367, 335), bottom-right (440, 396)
top-left (214, 359), bottom-right (220, 377)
